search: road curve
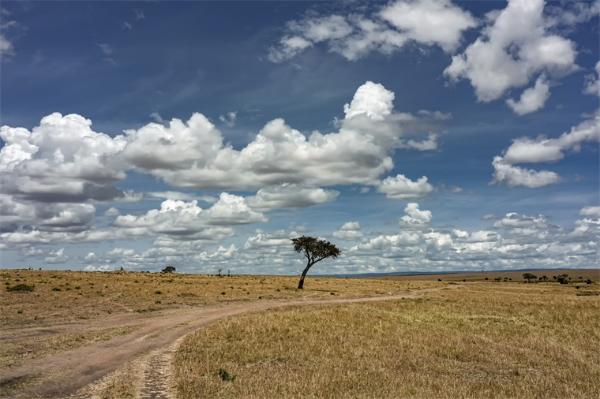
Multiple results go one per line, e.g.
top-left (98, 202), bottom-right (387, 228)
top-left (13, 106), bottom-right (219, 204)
top-left (0, 286), bottom-right (452, 399)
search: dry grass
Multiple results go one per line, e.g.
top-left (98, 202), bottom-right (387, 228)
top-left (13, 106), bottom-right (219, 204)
top-left (0, 269), bottom-right (431, 329)
top-left (174, 282), bottom-right (600, 399)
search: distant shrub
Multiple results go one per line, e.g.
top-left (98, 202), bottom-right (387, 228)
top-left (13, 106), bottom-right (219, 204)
top-left (586, 279), bottom-right (593, 284)
top-left (7, 284), bottom-right (35, 292)
top-left (155, 290), bottom-right (162, 295)
top-left (162, 266), bottom-right (176, 273)
top-left (52, 287), bottom-right (62, 292)
top-left (218, 368), bottom-right (236, 382)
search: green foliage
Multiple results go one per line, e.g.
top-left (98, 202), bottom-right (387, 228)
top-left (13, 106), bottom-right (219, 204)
top-left (7, 283), bottom-right (35, 292)
top-left (292, 236), bottom-right (341, 289)
top-left (218, 368), bottom-right (236, 382)
top-left (162, 266), bottom-right (176, 273)
top-left (292, 236), bottom-right (341, 265)
top-left (522, 273), bottom-right (537, 283)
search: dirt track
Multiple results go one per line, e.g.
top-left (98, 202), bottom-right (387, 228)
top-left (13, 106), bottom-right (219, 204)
top-left (0, 286), bottom-right (450, 398)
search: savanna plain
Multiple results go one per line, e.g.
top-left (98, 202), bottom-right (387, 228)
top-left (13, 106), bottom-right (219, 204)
top-left (1, 268), bottom-right (598, 398)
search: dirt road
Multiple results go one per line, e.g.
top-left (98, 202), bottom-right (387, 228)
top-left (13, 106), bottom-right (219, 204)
top-left (0, 286), bottom-right (450, 398)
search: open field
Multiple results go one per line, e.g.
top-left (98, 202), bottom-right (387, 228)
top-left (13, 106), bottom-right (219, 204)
top-left (0, 269), bottom-right (435, 330)
top-left (0, 269), bottom-right (598, 398)
top-left (0, 269), bottom-right (434, 398)
top-left (175, 282), bottom-right (600, 399)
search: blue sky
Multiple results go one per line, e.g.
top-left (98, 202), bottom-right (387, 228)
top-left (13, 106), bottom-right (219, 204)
top-left (0, 0), bottom-right (598, 274)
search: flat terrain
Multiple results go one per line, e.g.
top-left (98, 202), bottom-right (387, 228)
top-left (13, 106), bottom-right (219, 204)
top-left (0, 269), bottom-right (598, 398)
top-left (0, 270), bottom-right (433, 398)
top-left (175, 282), bottom-right (600, 399)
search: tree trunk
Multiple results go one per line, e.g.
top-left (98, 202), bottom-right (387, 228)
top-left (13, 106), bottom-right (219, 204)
top-left (297, 262), bottom-right (312, 289)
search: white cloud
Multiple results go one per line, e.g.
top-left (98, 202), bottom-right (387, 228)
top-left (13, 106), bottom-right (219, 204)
top-left (45, 248), bottom-right (69, 264)
top-left (584, 61), bottom-right (600, 97)
top-left (0, 33), bottom-right (13, 57)
top-left (219, 111), bottom-right (237, 127)
top-left (377, 174), bottom-right (433, 199)
top-left (506, 75), bottom-right (550, 115)
top-left (379, 0), bottom-right (476, 53)
top-left (268, 0), bottom-right (475, 62)
top-left (114, 195), bottom-right (264, 241)
top-left (0, 113), bottom-right (127, 202)
top-left (580, 206), bottom-right (600, 218)
top-left (492, 157), bottom-right (561, 188)
top-left (344, 81), bottom-right (394, 120)
top-left (247, 184), bottom-right (338, 212)
top-left (400, 202), bottom-right (432, 225)
top-left (205, 193), bottom-right (267, 225)
top-left (493, 112), bottom-right (600, 187)
top-left (122, 81), bottom-right (442, 190)
top-left (445, 0), bottom-right (576, 111)
top-left (333, 221), bottom-right (362, 240)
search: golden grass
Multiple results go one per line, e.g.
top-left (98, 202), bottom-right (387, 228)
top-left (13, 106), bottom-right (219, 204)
top-left (174, 282), bottom-right (600, 399)
top-left (0, 269), bottom-right (432, 329)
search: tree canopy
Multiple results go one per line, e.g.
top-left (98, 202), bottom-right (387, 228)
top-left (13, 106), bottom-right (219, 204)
top-left (292, 236), bottom-right (340, 289)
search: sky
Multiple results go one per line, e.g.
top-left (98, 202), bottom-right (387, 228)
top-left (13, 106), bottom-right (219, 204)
top-left (0, 0), bottom-right (598, 274)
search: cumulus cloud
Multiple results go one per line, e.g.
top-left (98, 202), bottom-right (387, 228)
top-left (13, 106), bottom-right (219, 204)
top-left (445, 0), bottom-right (576, 111)
top-left (247, 184), bottom-right (338, 212)
top-left (506, 75), bottom-right (550, 115)
top-left (400, 202), bottom-right (432, 225)
top-left (114, 195), bottom-right (264, 241)
top-left (333, 221), bottom-right (362, 240)
top-left (122, 81), bottom-right (442, 190)
top-left (0, 195), bottom-right (96, 233)
top-left (580, 206), bottom-right (600, 218)
top-left (492, 112), bottom-right (600, 187)
top-left (268, 0), bottom-right (475, 62)
top-left (377, 174), bottom-right (433, 199)
top-left (0, 113), bottom-right (127, 203)
top-left (379, 0), bottom-right (476, 53)
top-left (44, 248), bottom-right (69, 264)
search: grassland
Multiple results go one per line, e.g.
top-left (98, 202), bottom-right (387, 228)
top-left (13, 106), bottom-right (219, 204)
top-left (1, 269), bottom-right (598, 398)
top-left (0, 269), bottom-right (431, 376)
top-left (0, 269), bottom-right (434, 329)
top-left (174, 281), bottom-right (600, 399)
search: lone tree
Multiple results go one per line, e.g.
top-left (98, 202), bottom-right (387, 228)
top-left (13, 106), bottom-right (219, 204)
top-left (162, 265), bottom-right (176, 273)
top-left (522, 272), bottom-right (537, 283)
top-left (292, 236), bottom-right (340, 289)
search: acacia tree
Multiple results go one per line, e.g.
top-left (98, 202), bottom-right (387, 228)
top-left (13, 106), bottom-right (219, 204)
top-left (522, 272), bottom-right (537, 283)
top-left (292, 236), bottom-right (340, 289)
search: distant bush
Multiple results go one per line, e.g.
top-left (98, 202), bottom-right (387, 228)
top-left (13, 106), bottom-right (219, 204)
top-left (218, 368), bottom-right (236, 382)
top-left (7, 284), bottom-right (35, 292)
top-left (52, 287), bottom-right (62, 292)
top-left (162, 266), bottom-right (176, 273)
top-left (586, 279), bottom-right (593, 284)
